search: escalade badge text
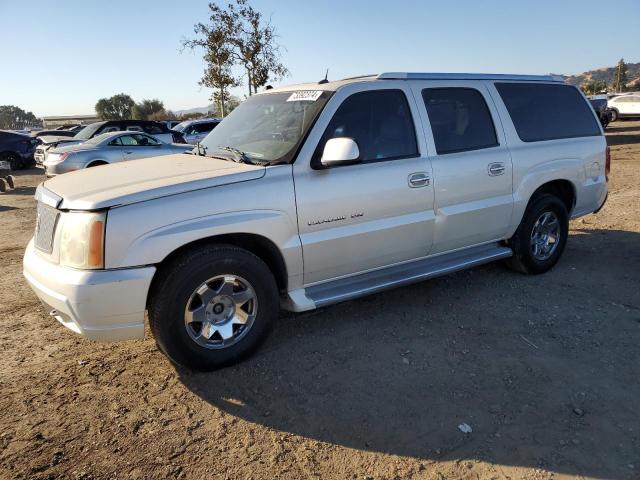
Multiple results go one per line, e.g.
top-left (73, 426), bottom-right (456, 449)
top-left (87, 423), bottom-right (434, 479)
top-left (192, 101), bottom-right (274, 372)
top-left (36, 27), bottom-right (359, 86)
top-left (308, 212), bottom-right (364, 226)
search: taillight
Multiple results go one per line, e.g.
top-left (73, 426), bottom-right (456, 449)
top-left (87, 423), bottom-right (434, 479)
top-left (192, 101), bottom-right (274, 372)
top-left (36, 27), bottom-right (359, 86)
top-left (605, 146), bottom-right (611, 178)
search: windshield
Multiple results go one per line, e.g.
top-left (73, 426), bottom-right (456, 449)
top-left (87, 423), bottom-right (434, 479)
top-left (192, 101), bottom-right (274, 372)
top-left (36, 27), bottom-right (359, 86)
top-left (172, 121), bottom-right (189, 132)
top-left (200, 91), bottom-right (332, 164)
top-left (73, 122), bottom-right (103, 140)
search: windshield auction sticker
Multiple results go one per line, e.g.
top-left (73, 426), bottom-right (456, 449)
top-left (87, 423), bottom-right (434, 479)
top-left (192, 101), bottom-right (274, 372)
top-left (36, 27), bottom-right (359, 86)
top-left (287, 90), bottom-right (323, 102)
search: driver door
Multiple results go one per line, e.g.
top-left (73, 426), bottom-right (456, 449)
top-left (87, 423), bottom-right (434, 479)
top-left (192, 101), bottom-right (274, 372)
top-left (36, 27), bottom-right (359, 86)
top-left (293, 84), bottom-right (435, 285)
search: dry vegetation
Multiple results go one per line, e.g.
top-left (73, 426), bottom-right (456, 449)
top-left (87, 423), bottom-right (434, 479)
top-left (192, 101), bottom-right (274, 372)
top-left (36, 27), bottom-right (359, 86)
top-left (1, 122), bottom-right (639, 480)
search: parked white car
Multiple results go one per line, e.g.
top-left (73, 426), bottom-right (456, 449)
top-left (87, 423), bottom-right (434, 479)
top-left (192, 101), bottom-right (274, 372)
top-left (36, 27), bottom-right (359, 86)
top-left (24, 72), bottom-right (608, 370)
top-left (607, 93), bottom-right (640, 121)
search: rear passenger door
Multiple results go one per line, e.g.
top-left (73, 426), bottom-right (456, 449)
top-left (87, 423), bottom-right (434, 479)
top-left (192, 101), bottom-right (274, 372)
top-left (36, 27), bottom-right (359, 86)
top-left (410, 81), bottom-right (513, 254)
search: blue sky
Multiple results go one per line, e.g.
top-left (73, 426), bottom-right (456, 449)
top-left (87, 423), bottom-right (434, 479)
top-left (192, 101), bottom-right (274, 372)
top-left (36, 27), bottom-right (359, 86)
top-left (0, 0), bottom-right (638, 117)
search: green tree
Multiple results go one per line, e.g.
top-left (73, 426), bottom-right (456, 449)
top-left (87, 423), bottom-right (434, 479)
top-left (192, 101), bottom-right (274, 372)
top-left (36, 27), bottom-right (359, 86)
top-left (95, 93), bottom-right (136, 120)
top-left (581, 79), bottom-right (607, 95)
top-left (182, 0), bottom-right (288, 113)
top-left (234, 0), bottom-right (288, 95)
top-left (132, 99), bottom-right (165, 120)
top-left (612, 58), bottom-right (629, 93)
top-left (182, 4), bottom-right (241, 117)
top-left (0, 105), bottom-right (41, 129)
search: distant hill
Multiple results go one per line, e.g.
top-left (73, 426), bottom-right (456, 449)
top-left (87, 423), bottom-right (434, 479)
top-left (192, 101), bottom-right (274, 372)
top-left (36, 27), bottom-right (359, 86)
top-left (173, 104), bottom-right (215, 117)
top-left (560, 61), bottom-right (640, 89)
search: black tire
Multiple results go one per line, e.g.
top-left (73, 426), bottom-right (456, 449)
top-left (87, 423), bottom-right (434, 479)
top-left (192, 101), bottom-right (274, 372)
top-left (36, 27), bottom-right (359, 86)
top-left (0, 152), bottom-right (22, 170)
top-left (5, 175), bottom-right (14, 189)
top-left (610, 109), bottom-right (619, 122)
top-left (0, 178), bottom-right (6, 193)
top-left (506, 193), bottom-right (569, 274)
top-left (148, 244), bottom-right (279, 370)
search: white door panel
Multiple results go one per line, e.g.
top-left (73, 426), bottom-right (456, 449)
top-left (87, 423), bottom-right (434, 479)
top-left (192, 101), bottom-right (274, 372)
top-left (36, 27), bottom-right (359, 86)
top-left (296, 159), bottom-right (434, 284)
top-left (410, 80), bottom-right (514, 254)
top-left (293, 82), bottom-right (435, 285)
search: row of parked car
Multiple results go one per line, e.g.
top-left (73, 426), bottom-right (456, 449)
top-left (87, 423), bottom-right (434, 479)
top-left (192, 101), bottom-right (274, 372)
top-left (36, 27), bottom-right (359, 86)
top-left (0, 117), bottom-right (222, 174)
top-left (588, 91), bottom-right (640, 129)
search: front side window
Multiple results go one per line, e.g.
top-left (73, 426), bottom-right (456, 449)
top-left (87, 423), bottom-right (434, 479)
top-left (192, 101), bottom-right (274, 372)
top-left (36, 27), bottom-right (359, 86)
top-left (316, 89), bottom-right (418, 163)
top-left (495, 83), bottom-right (601, 142)
top-left (422, 88), bottom-right (498, 155)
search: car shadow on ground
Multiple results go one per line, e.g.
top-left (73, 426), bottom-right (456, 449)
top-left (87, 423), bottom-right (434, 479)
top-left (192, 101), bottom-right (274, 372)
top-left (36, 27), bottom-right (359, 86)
top-left (177, 229), bottom-right (640, 479)
top-left (606, 134), bottom-right (640, 146)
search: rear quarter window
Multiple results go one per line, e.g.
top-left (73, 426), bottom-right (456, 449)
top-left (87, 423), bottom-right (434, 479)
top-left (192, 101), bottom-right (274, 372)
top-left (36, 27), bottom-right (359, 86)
top-left (495, 83), bottom-right (601, 142)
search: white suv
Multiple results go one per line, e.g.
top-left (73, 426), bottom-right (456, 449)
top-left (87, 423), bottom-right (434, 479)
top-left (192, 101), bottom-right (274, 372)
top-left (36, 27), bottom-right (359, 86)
top-left (24, 72), bottom-right (608, 370)
top-left (607, 93), bottom-right (640, 121)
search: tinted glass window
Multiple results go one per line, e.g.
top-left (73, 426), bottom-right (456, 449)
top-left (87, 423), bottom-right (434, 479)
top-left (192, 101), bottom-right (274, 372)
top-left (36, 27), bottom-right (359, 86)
top-left (495, 83), bottom-right (601, 142)
top-left (194, 122), bottom-right (217, 134)
top-left (318, 89), bottom-right (418, 163)
top-left (422, 88), bottom-right (498, 154)
top-left (144, 124), bottom-right (164, 134)
top-left (118, 134), bottom-right (157, 146)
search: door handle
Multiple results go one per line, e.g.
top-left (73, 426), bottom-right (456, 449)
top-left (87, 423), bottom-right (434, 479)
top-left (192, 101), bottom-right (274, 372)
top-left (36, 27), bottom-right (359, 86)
top-left (408, 172), bottom-right (430, 188)
top-left (488, 162), bottom-right (506, 176)
top-left (125, 150), bottom-right (133, 154)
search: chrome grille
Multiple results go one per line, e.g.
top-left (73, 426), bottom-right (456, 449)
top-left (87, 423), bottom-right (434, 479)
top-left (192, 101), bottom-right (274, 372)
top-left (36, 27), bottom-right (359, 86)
top-left (34, 202), bottom-right (59, 253)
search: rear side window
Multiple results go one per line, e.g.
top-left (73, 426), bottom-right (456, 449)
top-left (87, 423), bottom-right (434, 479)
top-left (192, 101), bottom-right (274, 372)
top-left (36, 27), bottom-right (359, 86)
top-left (144, 124), bottom-right (165, 134)
top-left (495, 83), bottom-right (601, 142)
top-left (317, 89), bottom-right (418, 163)
top-left (194, 122), bottom-right (217, 134)
top-left (422, 88), bottom-right (498, 155)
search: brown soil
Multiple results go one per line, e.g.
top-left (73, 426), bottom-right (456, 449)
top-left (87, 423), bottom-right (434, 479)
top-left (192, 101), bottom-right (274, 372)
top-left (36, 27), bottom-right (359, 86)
top-left (1, 122), bottom-right (639, 480)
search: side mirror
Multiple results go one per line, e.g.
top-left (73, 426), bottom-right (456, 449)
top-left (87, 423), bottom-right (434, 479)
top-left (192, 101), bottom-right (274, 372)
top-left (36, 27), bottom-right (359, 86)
top-left (320, 137), bottom-right (361, 168)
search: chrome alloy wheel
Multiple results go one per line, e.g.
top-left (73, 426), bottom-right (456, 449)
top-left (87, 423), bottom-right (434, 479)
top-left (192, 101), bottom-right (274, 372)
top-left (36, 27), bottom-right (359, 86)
top-left (184, 275), bottom-right (258, 349)
top-left (530, 211), bottom-right (561, 261)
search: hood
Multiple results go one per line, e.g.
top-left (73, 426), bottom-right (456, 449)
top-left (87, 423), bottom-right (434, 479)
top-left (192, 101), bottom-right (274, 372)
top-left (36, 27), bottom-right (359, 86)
top-left (43, 154), bottom-right (266, 210)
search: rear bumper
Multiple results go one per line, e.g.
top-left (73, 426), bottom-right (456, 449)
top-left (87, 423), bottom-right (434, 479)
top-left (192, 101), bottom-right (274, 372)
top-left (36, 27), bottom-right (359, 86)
top-left (23, 239), bottom-right (156, 341)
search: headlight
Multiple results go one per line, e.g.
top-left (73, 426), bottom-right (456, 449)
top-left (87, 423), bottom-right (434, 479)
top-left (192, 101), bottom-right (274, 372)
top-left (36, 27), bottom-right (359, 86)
top-left (59, 211), bottom-right (106, 269)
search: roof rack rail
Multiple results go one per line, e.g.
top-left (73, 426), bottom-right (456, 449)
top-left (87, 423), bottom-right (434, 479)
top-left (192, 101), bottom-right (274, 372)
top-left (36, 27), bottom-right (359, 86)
top-left (377, 72), bottom-right (565, 83)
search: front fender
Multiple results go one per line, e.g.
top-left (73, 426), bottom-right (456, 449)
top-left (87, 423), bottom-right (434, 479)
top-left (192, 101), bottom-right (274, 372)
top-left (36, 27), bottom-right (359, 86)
top-left (105, 207), bottom-right (303, 289)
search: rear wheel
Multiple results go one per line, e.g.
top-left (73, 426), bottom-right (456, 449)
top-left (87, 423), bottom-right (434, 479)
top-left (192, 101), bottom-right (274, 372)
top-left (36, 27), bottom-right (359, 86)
top-left (610, 109), bottom-right (619, 122)
top-left (506, 194), bottom-right (569, 274)
top-left (5, 175), bottom-right (14, 189)
top-left (86, 161), bottom-right (108, 168)
top-left (0, 152), bottom-right (21, 170)
top-left (0, 178), bottom-right (6, 193)
top-left (148, 245), bottom-right (279, 370)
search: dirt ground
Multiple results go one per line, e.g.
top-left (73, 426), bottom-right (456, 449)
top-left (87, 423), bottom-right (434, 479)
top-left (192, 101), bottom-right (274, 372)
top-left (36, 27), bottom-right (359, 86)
top-left (1, 122), bottom-right (639, 480)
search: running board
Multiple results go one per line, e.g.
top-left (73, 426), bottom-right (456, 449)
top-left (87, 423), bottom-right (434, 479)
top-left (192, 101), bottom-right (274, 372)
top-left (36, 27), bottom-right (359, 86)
top-left (304, 242), bottom-right (512, 309)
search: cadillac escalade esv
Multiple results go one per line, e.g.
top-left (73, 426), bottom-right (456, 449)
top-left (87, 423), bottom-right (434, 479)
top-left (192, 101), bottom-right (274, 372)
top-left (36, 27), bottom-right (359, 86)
top-left (24, 72), bottom-right (609, 370)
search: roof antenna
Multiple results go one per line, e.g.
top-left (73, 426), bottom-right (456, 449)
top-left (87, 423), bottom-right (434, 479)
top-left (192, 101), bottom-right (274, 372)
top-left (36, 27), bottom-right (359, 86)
top-left (318, 69), bottom-right (329, 84)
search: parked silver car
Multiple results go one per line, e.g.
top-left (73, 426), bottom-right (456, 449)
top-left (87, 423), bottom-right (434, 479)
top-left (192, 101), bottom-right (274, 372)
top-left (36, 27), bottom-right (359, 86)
top-left (43, 131), bottom-right (191, 176)
top-left (172, 118), bottom-right (221, 144)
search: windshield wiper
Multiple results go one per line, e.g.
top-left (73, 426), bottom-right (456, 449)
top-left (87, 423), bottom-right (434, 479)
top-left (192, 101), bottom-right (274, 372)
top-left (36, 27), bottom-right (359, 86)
top-left (217, 146), bottom-right (270, 166)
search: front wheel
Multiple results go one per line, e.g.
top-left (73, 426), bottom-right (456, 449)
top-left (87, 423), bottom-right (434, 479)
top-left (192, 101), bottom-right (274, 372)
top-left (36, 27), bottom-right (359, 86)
top-left (506, 194), bottom-right (569, 274)
top-left (148, 245), bottom-right (279, 370)
top-left (610, 109), bottom-right (619, 122)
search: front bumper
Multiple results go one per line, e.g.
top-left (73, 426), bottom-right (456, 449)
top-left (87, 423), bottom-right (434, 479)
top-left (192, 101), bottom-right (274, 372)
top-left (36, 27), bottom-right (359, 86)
top-left (23, 239), bottom-right (156, 341)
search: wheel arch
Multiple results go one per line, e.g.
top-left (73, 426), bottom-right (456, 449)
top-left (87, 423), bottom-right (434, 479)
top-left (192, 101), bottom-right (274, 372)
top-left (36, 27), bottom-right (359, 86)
top-left (527, 179), bottom-right (576, 214)
top-left (148, 233), bottom-right (289, 302)
top-left (86, 159), bottom-right (109, 168)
